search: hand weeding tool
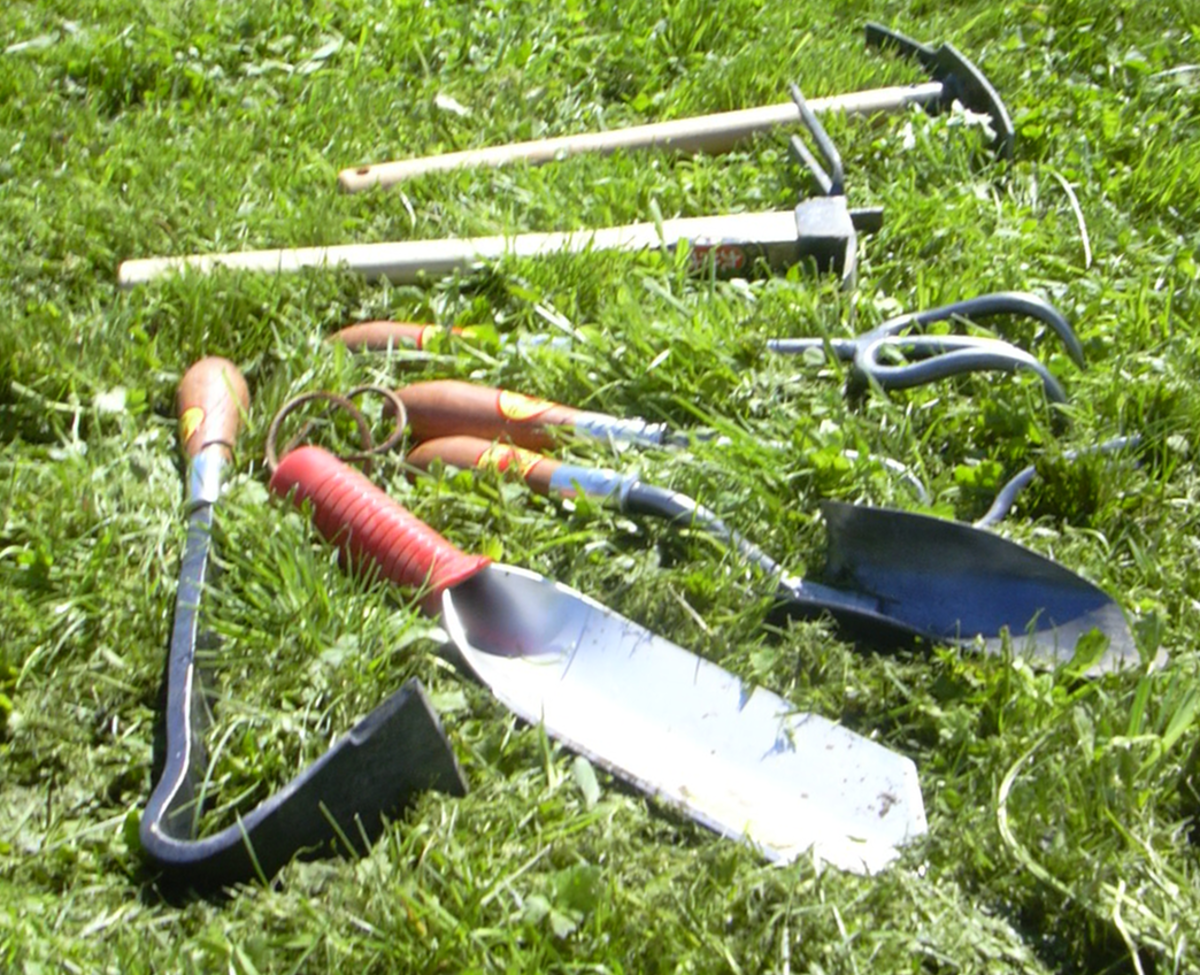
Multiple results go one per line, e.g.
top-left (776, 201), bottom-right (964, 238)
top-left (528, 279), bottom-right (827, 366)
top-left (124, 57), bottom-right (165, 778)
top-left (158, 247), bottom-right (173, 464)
top-left (141, 358), bottom-right (466, 890)
top-left (395, 379), bottom-right (698, 450)
top-left (768, 292), bottom-right (1086, 405)
top-left (403, 435), bottom-right (1138, 673)
top-left (328, 320), bottom-right (570, 355)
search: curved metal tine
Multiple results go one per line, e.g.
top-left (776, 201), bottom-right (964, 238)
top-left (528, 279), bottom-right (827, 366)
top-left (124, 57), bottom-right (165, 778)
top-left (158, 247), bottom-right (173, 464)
top-left (768, 292), bottom-right (1085, 369)
top-left (974, 434), bottom-right (1142, 527)
top-left (788, 84), bottom-right (845, 197)
top-left (849, 334), bottom-right (1069, 405)
top-left (870, 292), bottom-right (1086, 368)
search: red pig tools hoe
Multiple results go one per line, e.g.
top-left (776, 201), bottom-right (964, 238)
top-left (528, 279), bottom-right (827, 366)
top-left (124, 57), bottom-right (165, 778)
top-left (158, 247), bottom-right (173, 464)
top-left (269, 445), bottom-right (928, 876)
top-left (338, 23), bottom-right (1014, 192)
top-left (141, 360), bottom-right (466, 890)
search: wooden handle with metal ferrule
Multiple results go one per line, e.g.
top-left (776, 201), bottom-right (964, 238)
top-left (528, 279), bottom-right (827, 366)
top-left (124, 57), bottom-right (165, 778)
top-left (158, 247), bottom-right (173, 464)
top-left (408, 435), bottom-right (636, 506)
top-left (407, 436), bottom-right (560, 496)
top-left (177, 357), bottom-right (250, 460)
top-left (396, 380), bottom-right (583, 449)
top-left (269, 445), bottom-right (490, 606)
top-left (329, 321), bottom-right (463, 351)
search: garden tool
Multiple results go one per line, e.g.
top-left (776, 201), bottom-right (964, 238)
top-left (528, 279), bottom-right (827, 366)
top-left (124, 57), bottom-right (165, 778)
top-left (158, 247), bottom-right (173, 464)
top-left (395, 378), bottom-right (699, 450)
top-left (975, 435), bottom-right (1141, 528)
top-left (116, 206), bottom-right (878, 290)
top-left (328, 320), bottom-right (570, 355)
top-left (403, 435), bottom-right (1138, 673)
top-left (389, 308), bottom-right (1077, 455)
top-left (338, 22), bottom-right (1014, 192)
top-left (118, 77), bottom-right (873, 290)
top-left (116, 197), bottom-right (876, 291)
top-left (333, 293), bottom-right (1084, 406)
top-left (269, 444), bottom-right (928, 875)
top-left (141, 358), bottom-right (466, 890)
top-left (768, 291), bottom-right (1086, 405)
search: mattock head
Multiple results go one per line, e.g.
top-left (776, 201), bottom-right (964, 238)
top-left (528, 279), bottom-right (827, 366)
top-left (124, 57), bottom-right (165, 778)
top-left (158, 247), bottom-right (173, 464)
top-left (864, 22), bottom-right (1015, 160)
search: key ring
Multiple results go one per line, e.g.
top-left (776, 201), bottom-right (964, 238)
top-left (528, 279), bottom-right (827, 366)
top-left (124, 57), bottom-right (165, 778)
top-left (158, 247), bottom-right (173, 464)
top-left (265, 385), bottom-right (408, 475)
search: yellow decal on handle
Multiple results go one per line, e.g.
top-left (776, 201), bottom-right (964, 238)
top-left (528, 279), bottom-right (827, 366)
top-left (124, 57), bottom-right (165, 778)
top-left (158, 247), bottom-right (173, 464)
top-left (477, 443), bottom-right (544, 479)
top-left (416, 325), bottom-right (439, 350)
top-left (497, 389), bottom-right (554, 422)
top-left (179, 407), bottom-right (204, 446)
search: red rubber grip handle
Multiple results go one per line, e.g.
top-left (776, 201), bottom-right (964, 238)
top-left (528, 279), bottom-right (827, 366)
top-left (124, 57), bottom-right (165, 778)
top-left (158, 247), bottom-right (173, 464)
top-left (269, 445), bottom-right (490, 609)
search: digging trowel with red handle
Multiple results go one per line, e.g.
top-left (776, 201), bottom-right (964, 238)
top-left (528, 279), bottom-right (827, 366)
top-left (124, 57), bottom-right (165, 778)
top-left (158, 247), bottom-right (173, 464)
top-left (269, 445), bottom-right (927, 875)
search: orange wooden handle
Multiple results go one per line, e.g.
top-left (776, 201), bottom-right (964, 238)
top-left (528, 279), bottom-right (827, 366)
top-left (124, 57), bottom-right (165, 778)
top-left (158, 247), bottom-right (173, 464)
top-left (407, 436), bottom-right (559, 495)
top-left (329, 321), bottom-right (461, 351)
top-left (177, 357), bottom-right (249, 460)
top-left (396, 380), bottom-right (580, 449)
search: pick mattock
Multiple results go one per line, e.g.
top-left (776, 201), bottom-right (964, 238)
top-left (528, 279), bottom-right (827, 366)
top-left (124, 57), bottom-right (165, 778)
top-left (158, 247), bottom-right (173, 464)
top-left (117, 87), bottom-right (873, 290)
top-left (116, 25), bottom-right (1010, 292)
top-left (338, 22), bottom-right (1015, 193)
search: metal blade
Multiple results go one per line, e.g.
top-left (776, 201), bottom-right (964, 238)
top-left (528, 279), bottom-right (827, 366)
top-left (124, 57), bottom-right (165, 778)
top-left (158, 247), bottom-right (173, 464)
top-left (145, 446), bottom-right (467, 889)
top-left (821, 501), bottom-right (1141, 673)
top-left (441, 564), bottom-right (926, 875)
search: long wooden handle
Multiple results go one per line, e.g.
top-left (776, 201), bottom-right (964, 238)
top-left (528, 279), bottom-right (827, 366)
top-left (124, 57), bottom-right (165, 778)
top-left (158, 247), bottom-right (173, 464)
top-left (269, 445), bottom-right (490, 605)
top-left (177, 357), bottom-right (249, 460)
top-left (116, 210), bottom-right (799, 288)
top-left (338, 83), bottom-right (942, 193)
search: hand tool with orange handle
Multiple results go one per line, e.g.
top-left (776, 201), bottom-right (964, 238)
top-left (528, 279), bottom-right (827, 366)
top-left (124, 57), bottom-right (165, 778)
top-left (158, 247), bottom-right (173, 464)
top-left (141, 358), bottom-right (466, 890)
top-left (269, 444), bottom-right (928, 875)
top-left (330, 321), bottom-right (469, 352)
top-left (395, 379), bottom-right (703, 451)
top-left (404, 435), bottom-right (1138, 673)
top-left (328, 320), bottom-right (568, 355)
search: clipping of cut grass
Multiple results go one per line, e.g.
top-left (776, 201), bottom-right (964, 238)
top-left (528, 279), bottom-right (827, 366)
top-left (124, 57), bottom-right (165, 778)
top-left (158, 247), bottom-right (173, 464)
top-left (2, 0), bottom-right (1200, 972)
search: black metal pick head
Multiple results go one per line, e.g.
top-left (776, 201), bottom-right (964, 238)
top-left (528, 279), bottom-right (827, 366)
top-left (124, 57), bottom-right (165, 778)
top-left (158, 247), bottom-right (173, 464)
top-left (142, 671), bottom-right (468, 890)
top-left (787, 83), bottom-right (858, 288)
top-left (865, 22), bottom-right (1015, 160)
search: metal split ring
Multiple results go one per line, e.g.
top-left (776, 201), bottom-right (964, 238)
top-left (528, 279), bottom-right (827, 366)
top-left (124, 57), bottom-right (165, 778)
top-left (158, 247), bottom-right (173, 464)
top-left (265, 385), bottom-right (408, 475)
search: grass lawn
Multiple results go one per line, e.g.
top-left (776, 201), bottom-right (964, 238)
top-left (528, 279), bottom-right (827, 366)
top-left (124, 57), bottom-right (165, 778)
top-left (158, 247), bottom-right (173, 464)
top-left (3, 0), bottom-right (1200, 971)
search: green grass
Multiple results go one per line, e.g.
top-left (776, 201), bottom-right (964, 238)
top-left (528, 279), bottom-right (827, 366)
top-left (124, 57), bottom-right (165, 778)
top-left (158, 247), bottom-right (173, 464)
top-left (3, 0), bottom-right (1200, 971)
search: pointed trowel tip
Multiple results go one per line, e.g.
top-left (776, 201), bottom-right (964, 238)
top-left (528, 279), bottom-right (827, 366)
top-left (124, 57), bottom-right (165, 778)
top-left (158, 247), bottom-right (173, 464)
top-left (819, 500), bottom-right (1144, 674)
